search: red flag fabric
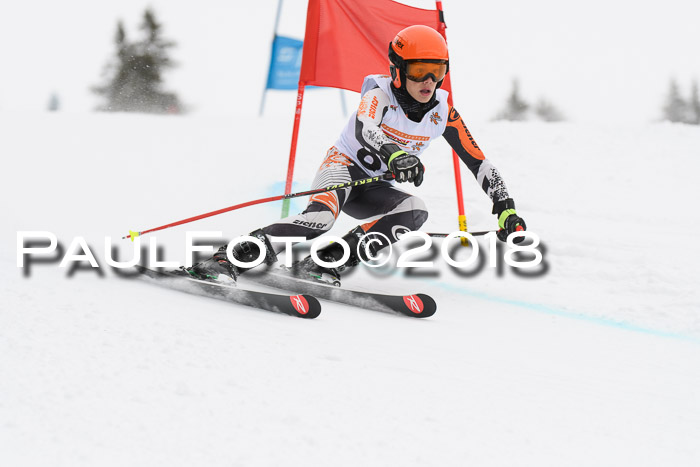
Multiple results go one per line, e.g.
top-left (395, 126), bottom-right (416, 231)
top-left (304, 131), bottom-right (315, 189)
top-left (300, 0), bottom-right (450, 93)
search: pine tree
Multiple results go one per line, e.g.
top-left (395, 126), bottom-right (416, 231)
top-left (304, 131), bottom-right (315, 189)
top-left (494, 79), bottom-right (529, 121)
top-left (93, 9), bottom-right (181, 114)
top-left (48, 93), bottom-right (60, 112)
top-left (662, 79), bottom-right (689, 123)
top-left (690, 80), bottom-right (700, 125)
top-left (534, 98), bottom-right (565, 122)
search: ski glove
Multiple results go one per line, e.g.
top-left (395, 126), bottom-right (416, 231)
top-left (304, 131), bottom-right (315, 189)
top-left (387, 150), bottom-right (425, 187)
top-left (493, 198), bottom-right (526, 243)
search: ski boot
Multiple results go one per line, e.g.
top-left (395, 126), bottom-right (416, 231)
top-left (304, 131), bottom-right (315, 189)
top-left (288, 227), bottom-right (366, 287)
top-left (185, 229), bottom-right (277, 282)
top-left (289, 255), bottom-right (343, 287)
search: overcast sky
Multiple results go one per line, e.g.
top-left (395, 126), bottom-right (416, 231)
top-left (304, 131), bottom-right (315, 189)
top-left (1, 0), bottom-right (699, 123)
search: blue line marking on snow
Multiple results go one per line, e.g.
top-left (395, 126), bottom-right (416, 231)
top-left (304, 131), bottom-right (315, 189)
top-left (266, 181), bottom-right (307, 213)
top-left (430, 280), bottom-right (700, 345)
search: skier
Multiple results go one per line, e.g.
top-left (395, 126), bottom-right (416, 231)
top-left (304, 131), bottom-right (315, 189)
top-left (187, 25), bottom-right (526, 285)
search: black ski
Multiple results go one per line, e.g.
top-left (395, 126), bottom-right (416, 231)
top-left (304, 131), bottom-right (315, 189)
top-left (135, 266), bottom-right (321, 319)
top-left (240, 269), bottom-right (436, 318)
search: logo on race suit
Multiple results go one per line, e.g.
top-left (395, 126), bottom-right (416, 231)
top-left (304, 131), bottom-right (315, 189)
top-left (358, 94), bottom-right (369, 116)
top-left (447, 107), bottom-right (461, 122)
top-left (381, 124), bottom-right (429, 149)
top-left (391, 225), bottom-right (410, 241)
top-left (292, 220), bottom-right (328, 229)
top-left (411, 141), bottom-right (424, 152)
top-left (290, 295), bottom-right (309, 315)
top-left (448, 107), bottom-right (481, 152)
top-left (368, 95), bottom-right (379, 119)
top-left (403, 295), bottom-right (424, 314)
top-left (320, 148), bottom-right (353, 169)
top-left (383, 132), bottom-right (410, 147)
top-left (430, 111), bottom-right (442, 125)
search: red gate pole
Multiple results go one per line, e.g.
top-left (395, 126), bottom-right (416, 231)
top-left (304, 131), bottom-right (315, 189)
top-left (436, 1), bottom-right (469, 245)
top-left (281, 82), bottom-right (306, 218)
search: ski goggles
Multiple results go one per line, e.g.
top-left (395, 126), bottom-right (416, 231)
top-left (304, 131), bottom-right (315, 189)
top-left (405, 60), bottom-right (448, 82)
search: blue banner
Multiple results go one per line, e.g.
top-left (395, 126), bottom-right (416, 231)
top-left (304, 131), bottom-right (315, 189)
top-left (265, 35), bottom-right (303, 90)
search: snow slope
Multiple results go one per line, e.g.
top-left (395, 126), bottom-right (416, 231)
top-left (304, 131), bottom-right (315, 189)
top-left (2, 110), bottom-right (700, 466)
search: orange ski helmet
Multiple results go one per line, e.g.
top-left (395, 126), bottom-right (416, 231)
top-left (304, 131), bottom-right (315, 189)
top-left (388, 25), bottom-right (449, 89)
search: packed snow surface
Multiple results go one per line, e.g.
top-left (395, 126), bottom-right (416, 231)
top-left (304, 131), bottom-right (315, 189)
top-left (2, 111), bottom-right (700, 466)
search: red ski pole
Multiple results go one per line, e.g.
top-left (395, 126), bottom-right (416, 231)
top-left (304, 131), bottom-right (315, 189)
top-left (123, 173), bottom-right (395, 241)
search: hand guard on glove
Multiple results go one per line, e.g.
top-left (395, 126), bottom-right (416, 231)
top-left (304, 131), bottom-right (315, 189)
top-left (387, 150), bottom-right (424, 187)
top-left (493, 198), bottom-right (527, 243)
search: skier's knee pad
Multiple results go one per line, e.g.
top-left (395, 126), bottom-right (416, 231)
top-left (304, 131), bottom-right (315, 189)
top-left (407, 197), bottom-right (429, 230)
